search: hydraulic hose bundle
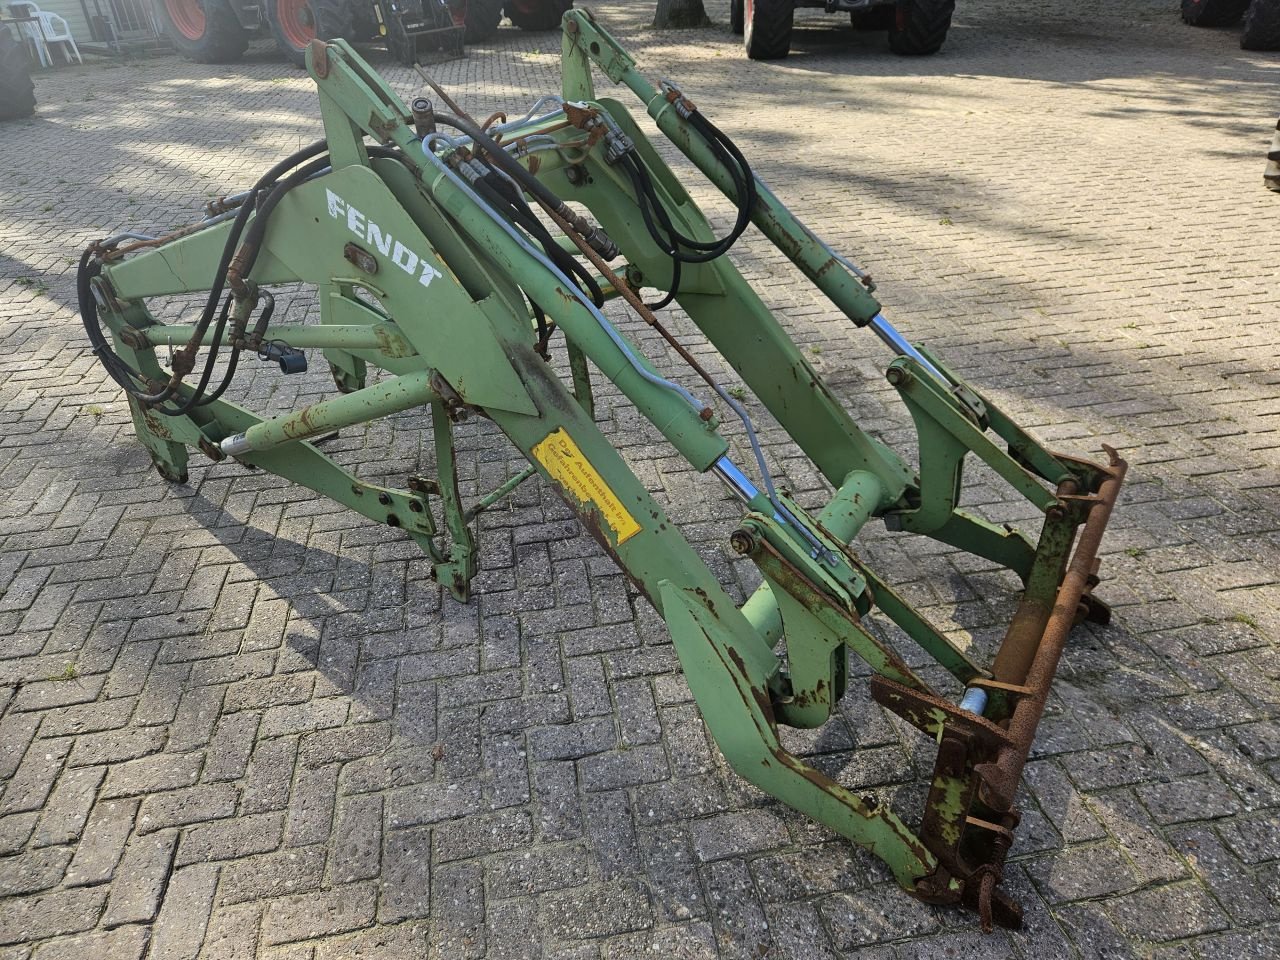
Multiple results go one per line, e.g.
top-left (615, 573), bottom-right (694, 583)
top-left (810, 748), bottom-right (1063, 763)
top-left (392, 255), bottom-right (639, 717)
top-left (620, 108), bottom-right (757, 308)
top-left (423, 98), bottom-right (830, 561)
top-left (78, 141), bottom-right (330, 414)
top-left (462, 145), bottom-right (605, 352)
top-left (430, 103), bottom-right (756, 312)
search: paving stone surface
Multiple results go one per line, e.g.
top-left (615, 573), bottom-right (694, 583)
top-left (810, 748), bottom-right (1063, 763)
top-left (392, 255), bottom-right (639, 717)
top-left (1, 1), bottom-right (1278, 957)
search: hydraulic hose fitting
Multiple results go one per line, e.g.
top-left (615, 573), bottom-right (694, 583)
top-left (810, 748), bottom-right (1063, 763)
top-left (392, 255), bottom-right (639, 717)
top-left (169, 344), bottom-right (197, 379)
top-left (660, 79), bottom-right (697, 120)
top-left (559, 206), bottom-right (619, 260)
top-left (603, 129), bottom-right (634, 166)
top-left (411, 97), bottom-right (436, 138)
top-left (226, 242), bottom-right (257, 299)
top-left (581, 226), bottom-right (619, 261)
top-left (204, 192), bottom-right (249, 218)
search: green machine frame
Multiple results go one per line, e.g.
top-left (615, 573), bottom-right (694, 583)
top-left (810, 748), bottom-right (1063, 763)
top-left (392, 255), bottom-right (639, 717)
top-left (82, 10), bottom-right (1125, 928)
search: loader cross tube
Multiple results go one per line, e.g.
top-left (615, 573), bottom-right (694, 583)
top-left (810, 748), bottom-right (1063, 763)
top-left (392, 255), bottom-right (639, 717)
top-left (80, 11), bottom-right (1125, 930)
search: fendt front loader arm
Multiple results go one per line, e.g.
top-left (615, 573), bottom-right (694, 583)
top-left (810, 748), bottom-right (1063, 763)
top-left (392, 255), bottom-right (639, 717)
top-left (79, 10), bottom-right (1124, 929)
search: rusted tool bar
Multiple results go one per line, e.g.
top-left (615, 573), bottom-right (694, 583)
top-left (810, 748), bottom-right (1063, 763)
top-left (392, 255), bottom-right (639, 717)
top-left (976, 446), bottom-right (1128, 812)
top-left (876, 445), bottom-right (1127, 930)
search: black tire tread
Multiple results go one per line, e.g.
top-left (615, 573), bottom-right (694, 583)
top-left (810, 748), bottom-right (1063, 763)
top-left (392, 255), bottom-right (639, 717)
top-left (505, 0), bottom-right (571, 32)
top-left (744, 0), bottom-right (793, 60)
top-left (153, 0), bottom-right (248, 63)
top-left (730, 0), bottom-right (743, 34)
top-left (887, 0), bottom-right (954, 55)
top-left (1267, 115), bottom-right (1280, 191)
top-left (1180, 0), bottom-right (1250, 26)
top-left (0, 29), bottom-right (35, 120)
top-left (457, 0), bottom-right (502, 42)
top-left (312, 0), bottom-right (357, 43)
top-left (1242, 0), bottom-right (1280, 49)
top-left (850, 5), bottom-right (895, 30)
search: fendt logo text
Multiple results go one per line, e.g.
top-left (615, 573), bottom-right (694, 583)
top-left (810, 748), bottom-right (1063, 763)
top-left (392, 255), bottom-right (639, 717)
top-left (326, 189), bottom-right (444, 288)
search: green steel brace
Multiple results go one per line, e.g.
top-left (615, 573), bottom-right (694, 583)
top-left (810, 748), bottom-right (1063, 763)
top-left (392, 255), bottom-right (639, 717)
top-left (83, 11), bottom-right (1126, 929)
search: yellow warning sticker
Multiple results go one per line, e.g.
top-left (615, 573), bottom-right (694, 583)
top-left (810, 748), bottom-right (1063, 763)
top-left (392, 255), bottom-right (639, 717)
top-left (532, 428), bottom-right (642, 546)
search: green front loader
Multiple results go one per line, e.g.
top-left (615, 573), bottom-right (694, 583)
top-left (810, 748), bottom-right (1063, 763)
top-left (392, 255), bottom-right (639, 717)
top-left (80, 10), bottom-right (1125, 928)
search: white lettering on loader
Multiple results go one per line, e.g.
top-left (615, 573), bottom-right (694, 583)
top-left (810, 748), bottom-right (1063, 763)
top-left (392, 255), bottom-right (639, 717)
top-left (326, 189), bottom-right (444, 288)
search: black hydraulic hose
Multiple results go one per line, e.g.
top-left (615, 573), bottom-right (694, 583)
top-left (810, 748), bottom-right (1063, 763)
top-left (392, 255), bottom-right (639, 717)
top-left (498, 187), bottom-right (593, 295)
top-left (526, 295), bottom-right (552, 356)
top-left (613, 112), bottom-right (757, 307)
top-left (684, 110), bottom-right (757, 249)
top-left (434, 113), bottom-right (586, 230)
top-left (239, 155), bottom-right (333, 257)
top-left (146, 294), bottom-right (235, 416)
top-left (620, 160), bottom-right (682, 309)
top-left (193, 290), bottom-right (275, 409)
top-left (367, 145), bottom-right (407, 163)
top-left (159, 286), bottom-right (276, 415)
top-left (184, 140), bottom-right (328, 352)
top-left (434, 113), bottom-right (618, 259)
top-left (183, 295), bottom-right (231, 401)
top-left (79, 140), bottom-right (328, 411)
top-left (435, 109), bottom-right (756, 310)
top-left (157, 153), bottom-right (328, 415)
top-left (629, 157), bottom-right (726, 258)
top-left (691, 110), bottom-right (758, 218)
top-left (79, 248), bottom-right (150, 396)
top-left (471, 169), bottom-right (604, 308)
top-left (625, 130), bottom-right (753, 263)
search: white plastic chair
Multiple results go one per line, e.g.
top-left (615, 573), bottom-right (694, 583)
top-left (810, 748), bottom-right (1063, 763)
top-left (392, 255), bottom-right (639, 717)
top-left (36, 8), bottom-right (80, 64)
top-left (8, 2), bottom-right (80, 66)
top-left (6, 2), bottom-right (50, 68)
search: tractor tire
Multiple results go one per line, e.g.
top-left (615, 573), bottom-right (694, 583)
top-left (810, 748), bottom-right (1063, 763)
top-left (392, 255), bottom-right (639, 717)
top-left (451, 0), bottom-right (502, 42)
top-left (268, 0), bottom-right (317, 67)
top-left (849, 5), bottom-right (895, 30)
top-left (886, 0), bottom-right (953, 55)
top-left (744, 0), bottom-right (793, 60)
top-left (1242, 0), bottom-right (1280, 49)
top-left (730, 0), bottom-right (743, 34)
top-left (0, 29), bottom-right (36, 120)
top-left (1180, 0), bottom-right (1249, 26)
top-left (153, 0), bottom-right (249, 63)
top-left (1265, 117), bottom-right (1280, 192)
top-left (312, 0), bottom-right (359, 44)
top-left (505, 0), bottom-right (571, 32)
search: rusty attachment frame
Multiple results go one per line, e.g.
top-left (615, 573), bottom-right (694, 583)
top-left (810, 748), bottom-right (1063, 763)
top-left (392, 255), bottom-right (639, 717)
top-left (875, 446), bottom-right (1127, 929)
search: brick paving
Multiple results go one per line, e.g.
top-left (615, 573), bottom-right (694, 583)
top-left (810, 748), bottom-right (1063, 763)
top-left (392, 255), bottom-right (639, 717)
top-left (1, 1), bottom-right (1278, 956)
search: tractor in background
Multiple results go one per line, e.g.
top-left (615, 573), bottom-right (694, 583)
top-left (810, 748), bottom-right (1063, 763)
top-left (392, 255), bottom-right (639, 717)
top-left (1266, 117), bottom-right (1280, 191)
top-left (730, 0), bottom-right (954, 60)
top-left (1181, 0), bottom-right (1280, 49)
top-left (152, 0), bottom-right (573, 67)
top-left (446, 0), bottom-right (574, 43)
